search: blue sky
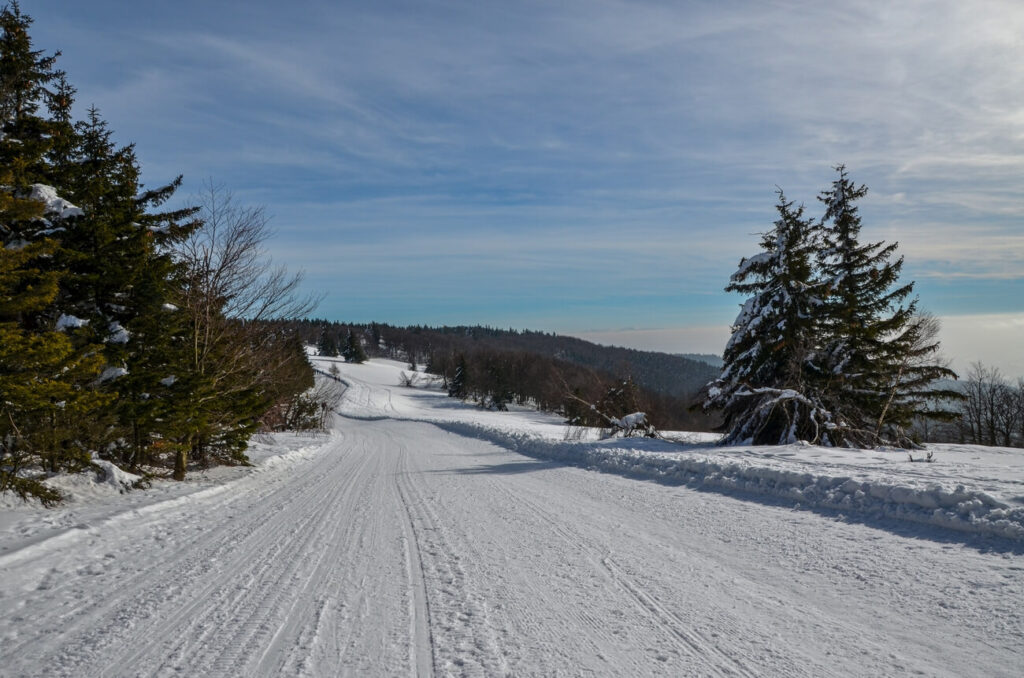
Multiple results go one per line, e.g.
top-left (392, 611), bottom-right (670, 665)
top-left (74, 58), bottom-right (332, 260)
top-left (29, 1), bottom-right (1024, 375)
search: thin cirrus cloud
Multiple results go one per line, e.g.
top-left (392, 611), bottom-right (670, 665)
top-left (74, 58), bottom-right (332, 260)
top-left (28, 0), bottom-right (1024, 372)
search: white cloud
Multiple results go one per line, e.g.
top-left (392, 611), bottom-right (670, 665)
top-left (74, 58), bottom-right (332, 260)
top-left (937, 313), bottom-right (1024, 379)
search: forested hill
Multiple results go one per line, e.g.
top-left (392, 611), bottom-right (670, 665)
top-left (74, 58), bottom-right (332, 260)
top-left (291, 322), bottom-right (720, 399)
top-left (680, 353), bottom-right (724, 369)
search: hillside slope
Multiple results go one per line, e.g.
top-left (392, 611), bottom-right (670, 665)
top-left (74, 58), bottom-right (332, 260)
top-left (294, 321), bottom-right (721, 398)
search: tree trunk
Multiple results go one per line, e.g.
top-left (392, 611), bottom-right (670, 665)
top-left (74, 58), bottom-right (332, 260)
top-left (173, 447), bottom-right (188, 481)
top-left (129, 420), bottom-right (141, 472)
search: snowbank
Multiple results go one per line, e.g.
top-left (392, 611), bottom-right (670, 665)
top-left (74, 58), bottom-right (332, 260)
top-left (433, 422), bottom-right (1024, 541)
top-left (0, 432), bottom-right (333, 566)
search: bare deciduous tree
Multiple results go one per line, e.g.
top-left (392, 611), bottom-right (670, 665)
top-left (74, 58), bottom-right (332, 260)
top-left (169, 182), bottom-right (322, 480)
top-left (957, 363), bottom-right (1023, 448)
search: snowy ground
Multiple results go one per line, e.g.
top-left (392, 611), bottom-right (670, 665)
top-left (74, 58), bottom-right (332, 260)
top-left (1, 358), bottom-right (1022, 677)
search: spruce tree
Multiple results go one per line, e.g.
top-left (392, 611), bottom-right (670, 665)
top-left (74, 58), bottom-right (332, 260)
top-left (448, 354), bottom-right (468, 399)
top-left (317, 328), bottom-right (338, 357)
top-left (1, 3), bottom-right (205, 493)
top-left (44, 72), bottom-right (76, 187)
top-left (342, 329), bottom-right (367, 363)
top-left (41, 98), bottom-right (200, 470)
top-left (816, 166), bottom-right (957, 446)
top-left (481, 353), bottom-right (512, 410)
top-left (370, 323), bottom-right (382, 352)
top-left (704, 192), bottom-right (834, 444)
top-left (0, 171), bottom-right (108, 497)
top-left (708, 168), bottom-right (959, 449)
top-left (0, 3), bottom-right (109, 497)
top-left (0, 1), bottom-right (58, 192)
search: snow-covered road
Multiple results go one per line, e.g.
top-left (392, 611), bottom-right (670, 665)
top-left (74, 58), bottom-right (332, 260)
top-left (2, 362), bottom-right (1022, 677)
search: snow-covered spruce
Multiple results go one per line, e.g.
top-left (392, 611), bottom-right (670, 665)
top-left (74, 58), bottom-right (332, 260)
top-left (705, 169), bottom-right (959, 449)
top-left (703, 190), bottom-right (833, 445)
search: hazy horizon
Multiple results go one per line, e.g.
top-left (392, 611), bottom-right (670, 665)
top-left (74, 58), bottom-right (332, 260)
top-left (572, 312), bottom-right (1024, 381)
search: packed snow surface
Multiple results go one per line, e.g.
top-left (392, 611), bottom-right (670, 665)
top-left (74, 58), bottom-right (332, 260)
top-left (1, 357), bottom-right (1022, 677)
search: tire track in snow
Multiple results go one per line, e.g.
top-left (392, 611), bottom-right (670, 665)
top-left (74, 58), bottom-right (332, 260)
top-left (394, 448), bottom-right (436, 678)
top-left (598, 555), bottom-right (755, 678)
top-left (474, 463), bottom-right (756, 678)
top-left (5, 429), bottom-right (418, 678)
top-left (186, 453), bottom-right (365, 677)
top-left (388, 427), bottom-right (509, 677)
top-left (99, 441), bottom-right (371, 677)
top-left (393, 422), bottom-right (703, 676)
top-left (258, 432), bottom-right (417, 677)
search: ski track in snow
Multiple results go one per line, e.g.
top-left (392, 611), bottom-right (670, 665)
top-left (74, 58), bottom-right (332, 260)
top-left (1, 358), bottom-right (1022, 677)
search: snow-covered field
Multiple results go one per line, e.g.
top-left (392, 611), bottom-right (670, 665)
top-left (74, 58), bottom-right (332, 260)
top-left (1, 357), bottom-right (1022, 677)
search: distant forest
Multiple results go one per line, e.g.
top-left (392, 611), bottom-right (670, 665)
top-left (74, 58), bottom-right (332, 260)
top-left (288, 321), bottom-right (721, 433)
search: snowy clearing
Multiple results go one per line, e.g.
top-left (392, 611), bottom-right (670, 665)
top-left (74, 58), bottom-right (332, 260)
top-left (1, 358), bottom-right (1022, 677)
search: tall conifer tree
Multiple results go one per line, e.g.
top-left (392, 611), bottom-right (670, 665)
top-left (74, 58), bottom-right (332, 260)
top-left (704, 192), bottom-right (834, 444)
top-left (317, 328), bottom-right (339, 357)
top-left (448, 354), bottom-right (468, 399)
top-left (53, 105), bottom-right (200, 468)
top-left (707, 168), bottom-right (959, 449)
top-left (816, 166), bottom-right (956, 445)
top-left (342, 329), bottom-right (367, 363)
top-left (0, 2), bottom-right (107, 497)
